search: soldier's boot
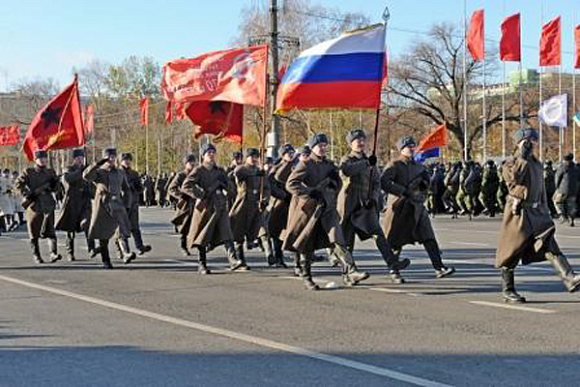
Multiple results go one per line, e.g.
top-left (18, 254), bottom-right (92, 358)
top-left (234, 242), bottom-right (250, 270)
top-left (332, 244), bottom-right (369, 286)
top-left (424, 240), bottom-right (455, 278)
top-left (133, 229), bottom-right (152, 255)
top-left (376, 234), bottom-right (410, 273)
top-left (0, 216), bottom-right (6, 232)
top-left (501, 268), bottom-right (526, 303)
top-left (30, 239), bottom-right (43, 264)
top-left (18, 212), bottom-right (24, 225)
top-left (7, 215), bottom-right (18, 231)
top-left (99, 240), bottom-right (113, 270)
top-left (118, 238), bottom-right (136, 264)
top-left (385, 248), bottom-right (406, 284)
top-left (300, 254), bottom-right (319, 291)
top-left (272, 238), bottom-right (288, 268)
top-left (293, 253), bottom-right (303, 277)
top-left (87, 237), bottom-right (100, 259)
top-left (180, 235), bottom-right (191, 256)
top-left (197, 247), bottom-right (210, 275)
top-left (557, 204), bottom-right (569, 224)
top-left (225, 241), bottom-right (245, 271)
top-left (327, 248), bottom-right (340, 267)
top-left (65, 232), bottom-right (75, 261)
top-left (546, 252), bottom-right (580, 293)
top-left (114, 239), bottom-right (124, 260)
top-left (260, 236), bottom-right (276, 267)
top-left (48, 238), bottom-right (62, 263)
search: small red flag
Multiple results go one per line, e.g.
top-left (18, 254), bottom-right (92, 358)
top-left (574, 25), bottom-right (580, 69)
top-left (540, 17), bottom-right (561, 67)
top-left (22, 76), bottom-right (85, 161)
top-left (0, 125), bottom-right (20, 146)
top-left (175, 102), bottom-right (186, 120)
top-left (84, 104), bottom-right (95, 135)
top-left (140, 97), bottom-right (149, 126)
top-left (164, 100), bottom-right (173, 125)
top-left (416, 124), bottom-right (448, 152)
top-left (186, 101), bottom-right (243, 144)
top-left (467, 10), bottom-right (485, 62)
top-left (500, 13), bottom-right (521, 62)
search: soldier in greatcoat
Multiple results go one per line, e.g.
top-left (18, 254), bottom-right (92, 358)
top-left (381, 136), bottom-right (455, 283)
top-left (14, 150), bottom-right (62, 264)
top-left (167, 154), bottom-right (197, 257)
top-left (283, 133), bottom-right (369, 290)
top-left (83, 147), bottom-right (136, 269)
top-left (181, 144), bottom-right (246, 273)
top-left (55, 148), bottom-right (97, 261)
top-left (496, 129), bottom-right (580, 303)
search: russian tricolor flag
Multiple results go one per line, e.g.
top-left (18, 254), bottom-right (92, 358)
top-left (276, 24), bottom-right (386, 112)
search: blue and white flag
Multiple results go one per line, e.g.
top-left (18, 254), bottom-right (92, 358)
top-left (414, 148), bottom-right (440, 163)
top-left (573, 113), bottom-right (580, 126)
top-left (539, 94), bottom-right (567, 128)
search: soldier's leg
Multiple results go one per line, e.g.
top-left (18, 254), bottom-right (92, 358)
top-left (132, 228), bottom-right (152, 255)
top-left (272, 238), bottom-right (288, 268)
top-left (300, 253), bottom-right (319, 291)
top-left (47, 237), bottom-right (62, 263)
top-left (180, 233), bottom-right (191, 256)
top-left (259, 235), bottom-right (276, 267)
top-left (556, 199), bottom-right (568, 223)
top-left (567, 196), bottom-right (576, 227)
top-left (224, 241), bottom-right (245, 271)
top-left (65, 231), bottom-right (76, 261)
top-left (293, 252), bottom-right (302, 276)
top-left (500, 262), bottom-right (526, 303)
top-left (234, 240), bottom-right (250, 269)
top-left (374, 229), bottom-right (410, 272)
top-left (423, 239), bottom-right (455, 278)
top-left (45, 214), bottom-right (62, 264)
top-left (197, 245), bottom-right (210, 275)
top-left (99, 239), bottom-right (113, 269)
top-left (85, 231), bottom-right (99, 259)
top-left (30, 238), bottom-right (43, 264)
top-left (329, 244), bottom-right (369, 286)
top-left (545, 250), bottom-right (580, 292)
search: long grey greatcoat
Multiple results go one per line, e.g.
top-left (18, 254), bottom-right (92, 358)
top-left (83, 163), bottom-right (132, 240)
top-left (380, 156), bottom-right (436, 249)
top-left (121, 165), bottom-right (142, 231)
top-left (495, 155), bottom-right (560, 268)
top-left (55, 164), bottom-right (91, 232)
top-left (181, 162), bottom-right (233, 248)
top-left (268, 160), bottom-right (294, 239)
top-left (15, 165), bottom-right (59, 239)
top-left (338, 151), bottom-right (382, 240)
top-left (282, 153), bottom-right (344, 254)
top-left (167, 170), bottom-right (193, 235)
top-left (229, 164), bottom-right (270, 243)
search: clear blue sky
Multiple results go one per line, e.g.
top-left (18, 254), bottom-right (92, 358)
top-left (0, 0), bottom-right (578, 91)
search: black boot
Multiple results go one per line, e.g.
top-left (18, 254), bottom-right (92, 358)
top-left (546, 252), bottom-right (580, 292)
top-left (387, 269), bottom-right (405, 284)
top-left (100, 240), bottom-right (113, 269)
top-left (225, 241), bottom-right (244, 271)
top-left (293, 253), bottom-right (303, 277)
top-left (272, 238), bottom-right (288, 268)
top-left (424, 240), bottom-right (455, 278)
top-left (198, 247), bottom-right (210, 275)
top-left (65, 232), bottom-right (75, 261)
top-left (376, 234), bottom-right (410, 273)
top-left (87, 237), bottom-right (100, 259)
top-left (501, 268), bottom-right (526, 303)
top-left (233, 242), bottom-right (250, 271)
top-left (118, 238), bottom-right (136, 264)
top-left (48, 238), bottom-right (62, 263)
top-left (332, 244), bottom-right (369, 286)
top-left (30, 239), bottom-right (43, 264)
top-left (180, 235), bottom-right (191, 256)
top-left (133, 229), bottom-right (152, 255)
top-left (300, 254), bottom-right (319, 291)
top-left (260, 236), bottom-right (276, 267)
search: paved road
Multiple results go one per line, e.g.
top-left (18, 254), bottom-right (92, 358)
top-left (1, 208), bottom-right (579, 387)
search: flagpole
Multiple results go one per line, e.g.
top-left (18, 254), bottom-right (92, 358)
top-left (501, 0), bottom-right (506, 160)
top-left (145, 122), bottom-right (149, 175)
top-left (330, 112), bottom-right (334, 161)
top-left (539, 1), bottom-right (544, 161)
top-left (463, 0), bottom-right (468, 161)
top-left (518, 62), bottom-right (523, 128)
top-left (559, 65), bottom-right (563, 161)
top-left (482, 8), bottom-right (487, 161)
top-left (574, 14), bottom-right (578, 162)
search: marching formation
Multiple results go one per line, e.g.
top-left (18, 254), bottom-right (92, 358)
top-left (2, 127), bottom-right (580, 304)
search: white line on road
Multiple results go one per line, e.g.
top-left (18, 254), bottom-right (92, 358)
top-left (0, 274), bottom-right (452, 387)
top-left (469, 301), bottom-right (557, 314)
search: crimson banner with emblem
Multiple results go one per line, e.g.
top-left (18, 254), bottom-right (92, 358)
top-left (0, 125), bottom-right (20, 146)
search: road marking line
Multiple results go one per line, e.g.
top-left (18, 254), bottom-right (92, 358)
top-left (0, 274), bottom-right (451, 387)
top-left (469, 301), bottom-right (556, 314)
top-left (449, 241), bottom-right (490, 247)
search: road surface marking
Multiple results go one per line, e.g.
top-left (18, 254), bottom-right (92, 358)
top-left (469, 301), bottom-right (556, 314)
top-left (0, 274), bottom-right (452, 387)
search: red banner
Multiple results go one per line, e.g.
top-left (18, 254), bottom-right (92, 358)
top-left (576, 26), bottom-right (580, 69)
top-left (140, 97), bottom-right (149, 126)
top-left (467, 10), bottom-right (485, 62)
top-left (540, 17), bottom-right (561, 67)
top-left (164, 100), bottom-right (173, 125)
top-left (161, 45), bottom-right (268, 107)
top-left (500, 13), bottom-right (521, 62)
top-left (175, 102), bottom-right (186, 120)
top-left (186, 101), bottom-right (243, 144)
top-left (417, 124), bottom-right (448, 152)
top-left (0, 125), bottom-right (20, 146)
top-left (22, 76), bottom-right (85, 161)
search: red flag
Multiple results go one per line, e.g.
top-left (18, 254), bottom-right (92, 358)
top-left (0, 125), bottom-right (20, 146)
top-left (84, 104), bottom-right (95, 135)
top-left (186, 101), bottom-right (243, 144)
top-left (161, 45), bottom-right (268, 107)
top-left (416, 124), bottom-right (448, 152)
top-left (140, 97), bottom-right (149, 126)
top-left (500, 13), bottom-right (521, 62)
top-left (467, 10), bottom-right (485, 62)
top-left (164, 100), bottom-right (173, 125)
top-left (175, 102), bottom-right (186, 120)
top-left (22, 76), bottom-right (85, 161)
top-left (540, 17), bottom-right (561, 66)
top-left (574, 25), bottom-right (580, 69)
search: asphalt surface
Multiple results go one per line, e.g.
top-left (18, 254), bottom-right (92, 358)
top-left (1, 207), bottom-right (580, 387)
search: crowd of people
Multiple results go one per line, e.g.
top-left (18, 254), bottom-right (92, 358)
top-left (2, 127), bottom-right (580, 303)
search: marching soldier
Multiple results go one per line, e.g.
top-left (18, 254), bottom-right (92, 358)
top-left (181, 144), bottom-right (246, 274)
top-left (14, 150), bottom-right (62, 264)
top-left (283, 133), bottom-right (369, 290)
top-left (226, 151), bottom-right (243, 210)
top-left (168, 154), bottom-right (197, 257)
top-left (381, 136), bottom-right (455, 282)
top-left (83, 147), bottom-right (136, 269)
top-left (229, 148), bottom-right (269, 267)
top-left (155, 173), bottom-right (168, 207)
top-left (497, 160), bottom-right (509, 211)
top-left (0, 169), bottom-right (17, 232)
top-left (120, 153), bottom-right (152, 255)
top-left (338, 129), bottom-right (410, 282)
top-left (543, 160), bottom-right (558, 218)
top-left (442, 162), bottom-right (461, 217)
top-left (55, 149), bottom-right (98, 261)
top-left (11, 170), bottom-right (25, 228)
top-left (496, 129), bottom-right (580, 303)
top-left (554, 153), bottom-right (578, 227)
top-left (480, 160), bottom-right (500, 217)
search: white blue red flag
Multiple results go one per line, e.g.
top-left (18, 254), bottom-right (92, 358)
top-left (276, 24), bottom-right (386, 112)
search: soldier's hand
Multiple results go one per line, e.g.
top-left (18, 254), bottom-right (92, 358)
top-left (511, 198), bottom-right (522, 215)
top-left (368, 155), bottom-right (378, 167)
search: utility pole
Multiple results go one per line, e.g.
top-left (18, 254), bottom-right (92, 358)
top-left (269, 0), bottom-right (281, 159)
